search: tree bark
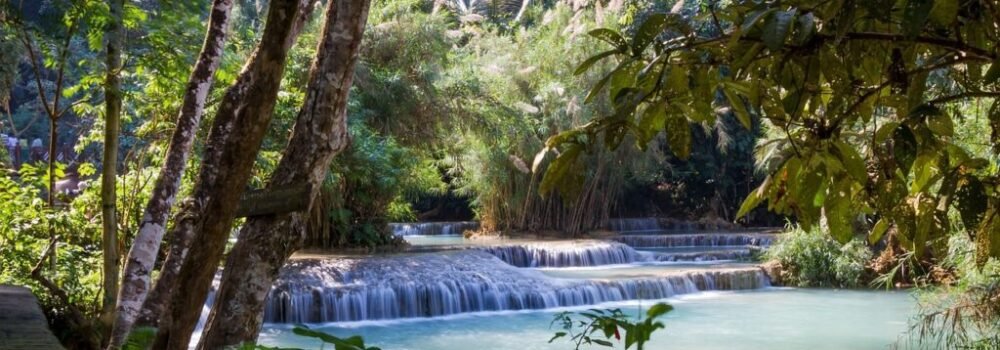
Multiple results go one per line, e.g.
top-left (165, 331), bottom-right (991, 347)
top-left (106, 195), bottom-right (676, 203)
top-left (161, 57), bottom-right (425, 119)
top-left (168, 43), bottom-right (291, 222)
top-left (150, 0), bottom-right (316, 348)
top-left (101, 0), bottom-right (125, 337)
top-left (197, 1), bottom-right (369, 347)
top-left (107, 0), bottom-right (234, 347)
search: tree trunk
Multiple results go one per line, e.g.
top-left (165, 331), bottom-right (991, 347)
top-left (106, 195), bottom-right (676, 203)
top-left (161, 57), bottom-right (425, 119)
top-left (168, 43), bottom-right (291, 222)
top-left (46, 117), bottom-right (57, 271)
top-left (107, 0), bottom-right (234, 347)
top-left (197, 1), bottom-right (369, 347)
top-left (101, 0), bottom-right (125, 337)
top-left (150, 0), bottom-right (316, 348)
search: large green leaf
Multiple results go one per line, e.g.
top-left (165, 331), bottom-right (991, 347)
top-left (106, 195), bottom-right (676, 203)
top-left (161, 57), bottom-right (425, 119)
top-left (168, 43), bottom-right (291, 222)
top-left (976, 211), bottom-right (1000, 262)
top-left (869, 218), bottom-right (890, 245)
top-left (664, 115), bottom-right (691, 160)
top-left (902, 0), bottom-right (934, 39)
top-left (833, 141), bottom-right (867, 183)
top-left (763, 9), bottom-right (797, 51)
top-left (737, 176), bottom-right (770, 218)
top-left (588, 28), bottom-right (628, 50)
top-left (539, 145), bottom-right (583, 196)
top-left (575, 49), bottom-right (619, 76)
top-left (984, 59), bottom-right (1000, 86)
top-left (926, 110), bottom-right (954, 137)
top-left (637, 101), bottom-right (667, 146)
top-left (955, 176), bottom-right (988, 230)
top-left (722, 85), bottom-right (752, 129)
top-left (632, 14), bottom-right (667, 56)
top-left (740, 8), bottom-right (776, 32)
top-left (892, 125), bottom-right (918, 173)
top-left (825, 186), bottom-right (854, 244)
top-left (929, 0), bottom-right (958, 26)
top-left (646, 303), bottom-right (674, 318)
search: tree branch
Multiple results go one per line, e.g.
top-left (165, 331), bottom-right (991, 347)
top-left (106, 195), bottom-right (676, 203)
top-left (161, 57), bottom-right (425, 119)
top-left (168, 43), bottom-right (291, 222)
top-left (928, 92), bottom-right (1000, 105)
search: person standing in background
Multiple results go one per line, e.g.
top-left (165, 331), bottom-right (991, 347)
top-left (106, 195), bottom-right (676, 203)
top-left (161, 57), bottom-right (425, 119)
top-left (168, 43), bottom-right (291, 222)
top-left (30, 138), bottom-right (43, 163)
top-left (16, 138), bottom-right (26, 167)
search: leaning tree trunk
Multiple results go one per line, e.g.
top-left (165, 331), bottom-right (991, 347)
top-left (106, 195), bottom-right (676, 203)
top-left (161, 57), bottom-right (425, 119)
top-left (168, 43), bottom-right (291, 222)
top-left (106, 0), bottom-right (234, 347)
top-left (151, 0), bottom-right (316, 348)
top-left (101, 0), bottom-right (124, 335)
top-left (197, 1), bottom-right (370, 347)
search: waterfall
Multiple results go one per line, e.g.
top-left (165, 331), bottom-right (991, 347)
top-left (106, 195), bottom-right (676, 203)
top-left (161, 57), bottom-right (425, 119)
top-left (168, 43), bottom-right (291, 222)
top-left (473, 241), bottom-right (641, 267)
top-left (647, 249), bottom-right (754, 262)
top-left (263, 251), bottom-right (770, 323)
top-left (613, 233), bottom-right (775, 248)
top-left (605, 218), bottom-right (661, 232)
top-left (390, 221), bottom-right (479, 236)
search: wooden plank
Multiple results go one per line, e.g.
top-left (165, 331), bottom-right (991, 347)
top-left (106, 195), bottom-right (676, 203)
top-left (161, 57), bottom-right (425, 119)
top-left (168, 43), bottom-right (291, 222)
top-left (236, 182), bottom-right (312, 217)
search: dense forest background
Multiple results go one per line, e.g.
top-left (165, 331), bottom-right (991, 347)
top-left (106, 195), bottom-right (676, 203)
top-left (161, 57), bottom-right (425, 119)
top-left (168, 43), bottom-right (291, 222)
top-left (2, 0), bottom-right (999, 348)
top-left (1, 0), bottom-right (769, 247)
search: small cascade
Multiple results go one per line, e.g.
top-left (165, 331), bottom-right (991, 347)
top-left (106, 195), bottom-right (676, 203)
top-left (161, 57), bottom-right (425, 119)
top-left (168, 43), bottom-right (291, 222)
top-left (390, 221), bottom-right (479, 236)
top-left (614, 233), bottom-right (775, 248)
top-left (605, 218), bottom-right (661, 232)
top-left (263, 251), bottom-right (769, 323)
top-left (473, 241), bottom-right (641, 267)
top-left (647, 249), bottom-right (753, 262)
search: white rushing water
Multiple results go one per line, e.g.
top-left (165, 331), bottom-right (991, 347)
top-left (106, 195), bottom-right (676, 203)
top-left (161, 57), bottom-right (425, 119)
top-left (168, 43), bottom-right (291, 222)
top-left (263, 250), bottom-right (768, 323)
top-left (613, 233), bottom-right (776, 247)
top-left (258, 288), bottom-right (918, 350)
top-left (390, 221), bottom-right (480, 236)
top-left (250, 227), bottom-right (919, 349)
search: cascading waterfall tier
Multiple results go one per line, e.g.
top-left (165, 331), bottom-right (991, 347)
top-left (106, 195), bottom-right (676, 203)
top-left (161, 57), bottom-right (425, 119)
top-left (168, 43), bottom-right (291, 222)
top-left (614, 233), bottom-right (775, 248)
top-left (473, 241), bottom-right (641, 267)
top-left (646, 249), bottom-right (754, 262)
top-left (605, 218), bottom-right (662, 232)
top-left (390, 221), bottom-right (479, 236)
top-left (263, 251), bottom-right (769, 323)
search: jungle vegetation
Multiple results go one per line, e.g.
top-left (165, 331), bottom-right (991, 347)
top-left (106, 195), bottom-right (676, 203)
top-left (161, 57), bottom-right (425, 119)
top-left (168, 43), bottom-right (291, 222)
top-left (0, 0), bottom-right (997, 348)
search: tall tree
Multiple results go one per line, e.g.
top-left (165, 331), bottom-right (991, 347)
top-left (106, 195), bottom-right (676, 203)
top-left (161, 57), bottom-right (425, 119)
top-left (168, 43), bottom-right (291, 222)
top-left (150, 0), bottom-right (317, 348)
top-left (106, 0), bottom-right (235, 348)
top-left (197, 0), bottom-right (370, 346)
top-left (100, 0), bottom-right (125, 335)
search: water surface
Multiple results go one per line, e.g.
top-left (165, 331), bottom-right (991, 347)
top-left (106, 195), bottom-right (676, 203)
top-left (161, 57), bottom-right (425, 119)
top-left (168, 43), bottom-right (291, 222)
top-left (258, 288), bottom-right (917, 350)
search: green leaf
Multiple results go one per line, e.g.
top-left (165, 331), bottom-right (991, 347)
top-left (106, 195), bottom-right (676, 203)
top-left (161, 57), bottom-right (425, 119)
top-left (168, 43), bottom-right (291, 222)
top-left (911, 152), bottom-right (940, 192)
top-left (955, 176), bottom-right (988, 230)
top-left (869, 218), bottom-right (890, 244)
top-left (664, 115), bottom-right (691, 160)
top-left (575, 49), bottom-right (619, 75)
top-left (638, 102), bottom-right (667, 145)
top-left (833, 141), bottom-right (867, 183)
top-left (723, 86), bottom-right (752, 129)
top-left (794, 13), bottom-right (816, 45)
top-left (763, 10), bottom-right (797, 51)
top-left (892, 125), bottom-right (918, 173)
top-left (592, 339), bottom-right (614, 347)
top-left (588, 28), bottom-right (628, 50)
top-left (983, 59), bottom-right (1000, 86)
top-left (902, 0), bottom-right (934, 39)
top-left (632, 14), bottom-right (667, 56)
top-left (645, 303), bottom-right (674, 318)
top-left (926, 110), bottom-right (954, 137)
top-left (874, 122), bottom-right (900, 143)
top-left (539, 145), bottom-right (583, 196)
top-left (929, 0), bottom-right (958, 26)
top-left (825, 187), bottom-right (854, 243)
top-left (741, 9), bottom-right (776, 32)
top-left (737, 178), bottom-right (768, 218)
top-left (548, 332), bottom-right (567, 343)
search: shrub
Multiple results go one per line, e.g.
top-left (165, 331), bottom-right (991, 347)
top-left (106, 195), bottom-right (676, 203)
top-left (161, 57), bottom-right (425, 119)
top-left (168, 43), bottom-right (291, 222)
top-left (766, 225), bottom-right (872, 288)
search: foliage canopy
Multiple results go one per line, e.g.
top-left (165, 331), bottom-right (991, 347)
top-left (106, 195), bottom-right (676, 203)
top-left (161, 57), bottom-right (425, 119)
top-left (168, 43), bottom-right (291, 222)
top-left (555, 0), bottom-right (1000, 262)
